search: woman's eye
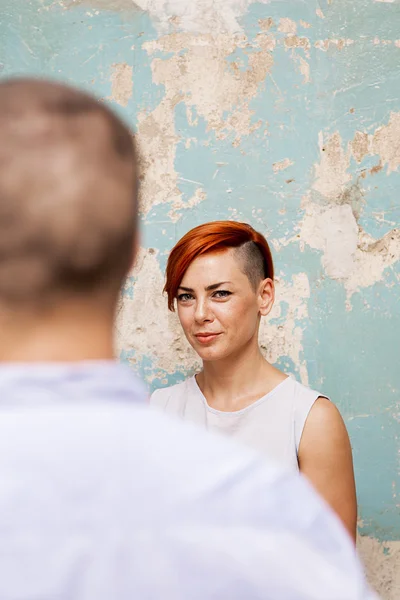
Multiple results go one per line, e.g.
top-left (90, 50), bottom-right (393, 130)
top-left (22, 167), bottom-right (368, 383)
top-left (177, 293), bottom-right (193, 302)
top-left (213, 290), bottom-right (231, 299)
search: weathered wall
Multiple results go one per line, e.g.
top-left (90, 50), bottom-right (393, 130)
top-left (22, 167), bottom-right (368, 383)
top-left (1, 0), bottom-right (399, 596)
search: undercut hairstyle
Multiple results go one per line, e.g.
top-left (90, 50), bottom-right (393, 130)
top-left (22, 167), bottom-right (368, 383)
top-left (0, 77), bottom-right (138, 306)
top-left (164, 221), bottom-right (274, 311)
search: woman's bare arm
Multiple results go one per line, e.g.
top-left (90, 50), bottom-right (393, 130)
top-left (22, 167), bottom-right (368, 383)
top-left (298, 397), bottom-right (357, 542)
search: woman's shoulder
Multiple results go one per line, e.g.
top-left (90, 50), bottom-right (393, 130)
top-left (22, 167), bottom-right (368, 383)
top-left (149, 377), bottom-right (195, 410)
top-left (290, 377), bottom-right (329, 405)
top-left (286, 377), bottom-right (330, 451)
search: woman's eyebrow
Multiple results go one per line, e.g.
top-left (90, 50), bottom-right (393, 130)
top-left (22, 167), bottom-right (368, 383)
top-left (178, 282), bottom-right (231, 293)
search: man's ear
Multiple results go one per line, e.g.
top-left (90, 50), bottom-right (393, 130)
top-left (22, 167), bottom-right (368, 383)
top-left (259, 278), bottom-right (274, 316)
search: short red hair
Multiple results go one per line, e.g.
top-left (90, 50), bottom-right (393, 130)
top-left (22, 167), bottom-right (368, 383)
top-left (164, 220), bottom-right (274, 311)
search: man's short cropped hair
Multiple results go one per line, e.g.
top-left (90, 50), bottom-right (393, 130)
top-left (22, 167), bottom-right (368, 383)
top-left (0, 77), bottom-right (138, 305)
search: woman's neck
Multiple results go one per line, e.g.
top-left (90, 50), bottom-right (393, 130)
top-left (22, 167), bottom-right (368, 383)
top-left (197, 340), bottom-right (287, 412)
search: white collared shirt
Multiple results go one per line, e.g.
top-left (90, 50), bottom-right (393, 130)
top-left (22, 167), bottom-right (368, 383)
top-left (0, 362), bottom-right (376, 600)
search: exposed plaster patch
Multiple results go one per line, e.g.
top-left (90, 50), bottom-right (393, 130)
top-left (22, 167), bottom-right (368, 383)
top-left (372, 112), bottom-right (400, 174)
top-left (135, 0), bottom-right (278, 34)
top-left (351, 131), bottom-right (370, 163)
top-left (116, 248), bottom-right (199, 382)
top-left (300, 200), bottom-right (359, 280)
top-left (313, 131), bottom-right (351, 199)
top-left (299, 127), bottom-right (400, 306)
top-left (300, 194), bottom-right (400, 307)
top-left (278, 17), bottom-right (297, 35)
top-left (108, 63), bottom-right (133, 107)
top-left (316, 7), bottom-right (325, 19)
top-left (136, 96), bottom-right (181, 214)
top-left (69, 0), bottom-right (278, 34)
top-left (259, 17), bottom-right (274, 32)
top-left (358, 536), bottom-right (400, 600)
top-left (167, 187), bottom-right (206, 222)
top-left (295, 54), bottom-right (311, 84)
top-left (284, 36), bottom-right (311, 52)
top-left (259, 273), bottom-right (310, 385)
top-left (145, 32), bottom-right (273, 143)
top-left (315, 38), bottom-right (354, 51)
top-left (273, 157), bottom-right (293, 173)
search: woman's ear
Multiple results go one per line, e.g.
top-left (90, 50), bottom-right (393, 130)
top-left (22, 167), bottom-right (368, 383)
top-left (258, 278), bottom-right (274, 316)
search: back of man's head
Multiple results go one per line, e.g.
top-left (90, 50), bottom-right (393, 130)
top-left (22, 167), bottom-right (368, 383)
top-left (0, 78), bottom-right (138, 309)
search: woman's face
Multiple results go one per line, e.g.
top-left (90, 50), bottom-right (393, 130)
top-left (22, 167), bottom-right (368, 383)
top-left (176, 249), bottom-right (274, 362)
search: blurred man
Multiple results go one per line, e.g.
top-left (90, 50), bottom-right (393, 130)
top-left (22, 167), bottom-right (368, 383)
top-left (0, 78), bottom-right (376, 600)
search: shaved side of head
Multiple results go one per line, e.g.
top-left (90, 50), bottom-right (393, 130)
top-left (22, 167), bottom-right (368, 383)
top-left (234, 241), bottom-right (268, 290)
top-left (0, 78), bottom-right (138, 308)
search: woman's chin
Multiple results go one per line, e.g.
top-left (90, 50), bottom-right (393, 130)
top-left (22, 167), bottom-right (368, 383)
top-left (194, 345), bottom-right (231, 362)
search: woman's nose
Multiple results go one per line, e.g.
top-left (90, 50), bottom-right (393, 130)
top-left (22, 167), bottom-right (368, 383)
top-left (194, 298), bottom-right (212, 323)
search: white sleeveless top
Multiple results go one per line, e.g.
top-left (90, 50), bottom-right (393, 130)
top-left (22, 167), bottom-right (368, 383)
top-left (150, 376), bottom-right (327, 472)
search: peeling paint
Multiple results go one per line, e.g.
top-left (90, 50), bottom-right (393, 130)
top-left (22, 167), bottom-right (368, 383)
top-left (351, 132), bottom-right (370, 164)
top-left (295, 54), bottom-right (310, 83)
top-left (313, 131), bottom-right (351, 199)
top-left (136, 96), bottom-right (181, 214)
top-left (273, 158), bottom-right (294, 173)
top-left (278, 17), bottom-right (297, 35)
top-left (300, 125), bottom-right (400, 306)
top-left (358, 536), bottom-right (400, 600)
top-left (315, 38), bottom-right (355, 51)
top-left (145, 33), bottom-right (273, 141)
top-left (109, 62), bottom-right (133, 107)
top-left (372, 112), bottom-right (400, 174)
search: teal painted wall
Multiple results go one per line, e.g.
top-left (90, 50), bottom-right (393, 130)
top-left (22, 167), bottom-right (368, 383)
top-left (1, 0), bottom-right (399, 596)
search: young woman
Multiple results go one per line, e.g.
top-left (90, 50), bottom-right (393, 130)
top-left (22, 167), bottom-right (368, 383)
top-left (150, 221), bottom-right (357, 541)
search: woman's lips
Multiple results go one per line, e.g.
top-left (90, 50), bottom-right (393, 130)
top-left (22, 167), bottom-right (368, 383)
top-left (194, 333), bottom-right (221, 344)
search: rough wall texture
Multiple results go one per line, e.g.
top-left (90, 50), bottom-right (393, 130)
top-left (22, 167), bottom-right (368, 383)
top-left (1, 0), bottom-right (399, 596)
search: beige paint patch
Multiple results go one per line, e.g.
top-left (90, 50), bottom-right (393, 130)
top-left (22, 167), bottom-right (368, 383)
top-left (351, 131), bottom-right (370, 163)
top-left (294, 54), bottom-right (311, 83)
top-left (259, 273), bottom-right (311, 385)
top-left (300, 200), bottom-right (359, 281)
top-left (259, 17), bottom-right (274, 31)
top-left (137, 30), bottom-right (274, 214)
top-left (278, 17), bottom-right (297, 35)
top-left (115, 248), bottom-right (200, 383)
top-left (145, 32), bottom-right (273, 143)
top-left (313, 132), bottom-right (351, 199)
top-left (109, 63), bottom-right (133, 107)
top-left (300, 195), bottom-right (400, 307)
top-left (300, 127), bottom-right (400, 306)
top-left (358, 536), bottom-right (400, 600)
top-left (168, 187), bottom-right (207, 222)
top-left (372, 112), bottom-right (400, 173)
top-left (284, 36), bottom-right (311, 52)
top-left (315, 38), bottom-right (354, 51)
top-left (273, 158), bottom-right (294, 173)
top-left (136, 96), bottom-right (182, 214)
top-left (69, 0), bottom-right (275, 34)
